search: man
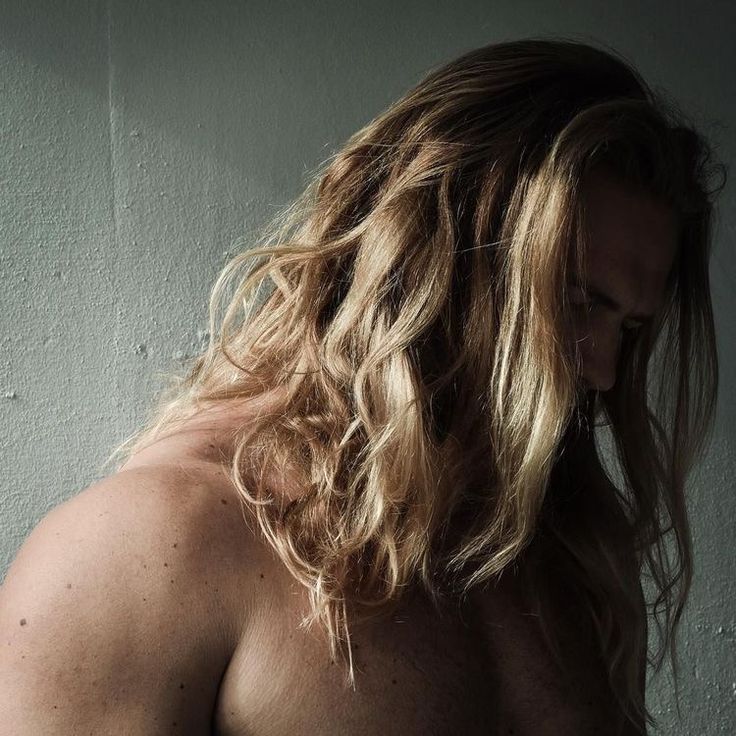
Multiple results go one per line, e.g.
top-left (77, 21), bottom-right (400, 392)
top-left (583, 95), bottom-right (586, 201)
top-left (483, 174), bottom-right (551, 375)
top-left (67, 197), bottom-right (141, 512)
top-left (0, 38), bottom-right (721, 735)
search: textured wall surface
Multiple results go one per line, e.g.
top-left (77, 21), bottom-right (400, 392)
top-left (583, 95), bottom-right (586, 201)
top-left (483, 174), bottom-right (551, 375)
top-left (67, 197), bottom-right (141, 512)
top-left (1, 1), bottom-right (734, 732)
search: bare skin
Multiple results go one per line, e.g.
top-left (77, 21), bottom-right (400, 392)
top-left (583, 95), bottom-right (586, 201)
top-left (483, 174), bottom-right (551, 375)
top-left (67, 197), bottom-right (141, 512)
top-left (0, 398), bottom-right (636, 736)
top-left (570, 168), bottom-right (679, 392)
top-left (115, 395), bottom-right (629, 736)
top-left (0, 172), bottom-right (675, 734)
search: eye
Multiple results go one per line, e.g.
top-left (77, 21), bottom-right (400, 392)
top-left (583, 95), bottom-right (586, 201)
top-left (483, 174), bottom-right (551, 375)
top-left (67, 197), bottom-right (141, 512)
top-left (622, 319), bottom-right (644, 332)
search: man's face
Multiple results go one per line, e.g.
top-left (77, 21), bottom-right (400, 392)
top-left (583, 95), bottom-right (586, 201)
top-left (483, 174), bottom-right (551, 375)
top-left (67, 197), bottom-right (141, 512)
top-left (569, 169), bottom-right (679, 393)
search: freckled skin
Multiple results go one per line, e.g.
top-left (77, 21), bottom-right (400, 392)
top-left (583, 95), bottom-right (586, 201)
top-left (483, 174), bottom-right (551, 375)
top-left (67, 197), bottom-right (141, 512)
top-left (108, 374), bottom-right (642, 735)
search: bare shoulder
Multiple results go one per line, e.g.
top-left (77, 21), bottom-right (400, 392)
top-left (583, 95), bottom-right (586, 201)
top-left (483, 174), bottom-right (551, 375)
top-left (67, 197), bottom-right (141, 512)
top-left (2, 462), bottom-right (259, 631)
top-left (0, 462), bottom-right (261, 734)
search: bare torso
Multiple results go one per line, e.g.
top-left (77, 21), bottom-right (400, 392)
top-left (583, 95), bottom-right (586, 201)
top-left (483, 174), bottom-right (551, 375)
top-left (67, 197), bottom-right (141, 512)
top-left (117, 394), bottom-right (634, 736)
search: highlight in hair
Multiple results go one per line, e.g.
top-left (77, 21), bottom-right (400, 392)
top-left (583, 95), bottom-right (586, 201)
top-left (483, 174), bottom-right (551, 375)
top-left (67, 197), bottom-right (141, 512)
top-left (107, 37), bottom-right (726, 733)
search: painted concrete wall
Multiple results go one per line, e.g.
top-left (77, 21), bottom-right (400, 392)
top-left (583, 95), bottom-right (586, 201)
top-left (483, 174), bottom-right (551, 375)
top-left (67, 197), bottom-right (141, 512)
top-left (1, 1), bottom-right (734, 732)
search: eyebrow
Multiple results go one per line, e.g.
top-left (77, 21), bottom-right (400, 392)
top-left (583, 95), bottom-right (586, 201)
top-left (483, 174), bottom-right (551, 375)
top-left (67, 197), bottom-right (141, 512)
top-left (570, 278), bottom-right (654, 322)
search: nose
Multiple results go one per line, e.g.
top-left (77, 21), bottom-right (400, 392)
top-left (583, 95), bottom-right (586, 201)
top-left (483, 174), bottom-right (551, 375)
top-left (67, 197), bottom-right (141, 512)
top-left (579, 333), bottom-right (621, 393)
top-left (583, 369), bottom-right (616, 393)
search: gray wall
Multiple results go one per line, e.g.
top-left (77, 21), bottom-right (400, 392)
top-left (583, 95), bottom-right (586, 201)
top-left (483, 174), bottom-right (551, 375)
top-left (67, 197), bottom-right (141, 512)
top-left (1, 1), bottom-right (734, 732)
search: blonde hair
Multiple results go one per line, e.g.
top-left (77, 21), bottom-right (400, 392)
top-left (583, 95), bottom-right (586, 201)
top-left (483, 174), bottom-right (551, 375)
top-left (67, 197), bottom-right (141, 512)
top-left (107, 37), bottom-right (725, 733)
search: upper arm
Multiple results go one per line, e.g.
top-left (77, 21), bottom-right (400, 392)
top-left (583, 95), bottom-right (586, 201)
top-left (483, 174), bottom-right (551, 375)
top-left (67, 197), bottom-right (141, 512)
top-left (0, 467), bottom-right (250, 734)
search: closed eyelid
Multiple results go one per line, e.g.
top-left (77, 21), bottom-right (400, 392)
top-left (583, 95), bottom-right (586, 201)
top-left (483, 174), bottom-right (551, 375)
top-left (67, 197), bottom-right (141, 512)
top-left (622, 318), bottom-right (645, 330)
top-left (571, 301), bottom-right (645, 333)
top-left (568, 281), bottom-right (654, 324)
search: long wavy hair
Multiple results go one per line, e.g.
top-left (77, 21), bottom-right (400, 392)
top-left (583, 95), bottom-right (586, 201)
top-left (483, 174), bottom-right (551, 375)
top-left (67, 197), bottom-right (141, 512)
top-left (107, 37), bottom-right (725, 733)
